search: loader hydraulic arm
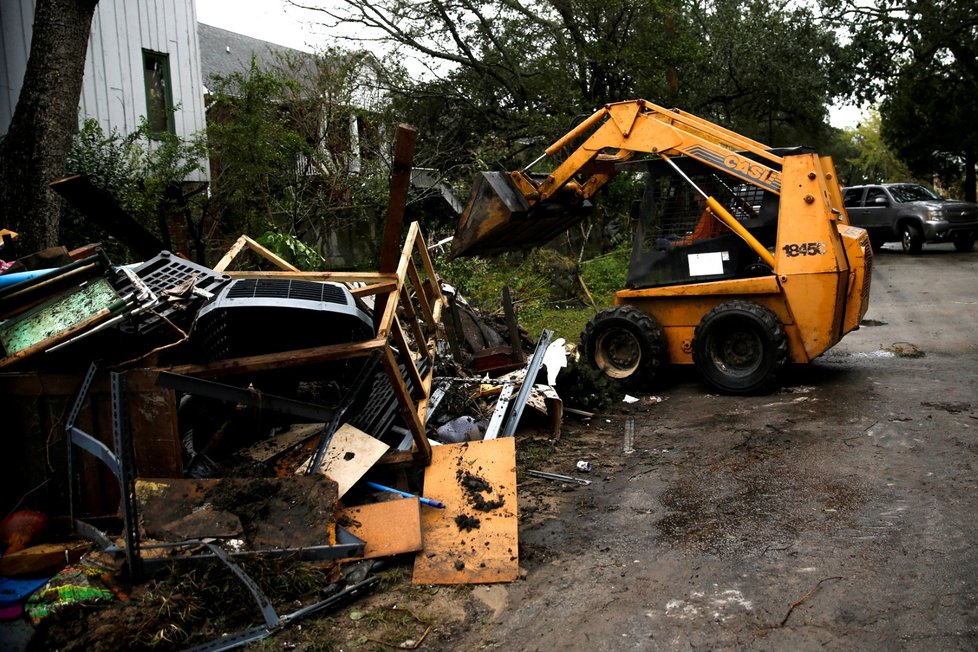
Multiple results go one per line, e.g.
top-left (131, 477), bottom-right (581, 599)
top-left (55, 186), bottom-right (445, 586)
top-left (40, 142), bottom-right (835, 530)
top-left (512, 99), bottom-right (784, 207)
top-left (451, 99), bottom-right (790, 259)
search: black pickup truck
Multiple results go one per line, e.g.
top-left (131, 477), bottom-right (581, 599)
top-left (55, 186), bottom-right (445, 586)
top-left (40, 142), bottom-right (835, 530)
top-left (842, 183), bottom-right (978, 254)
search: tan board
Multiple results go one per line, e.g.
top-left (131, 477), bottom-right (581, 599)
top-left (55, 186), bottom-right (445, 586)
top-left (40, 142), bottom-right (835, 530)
top-left (339, 497), bottom-right (423, 559)
top-left (239, 423), bottom-right (325, 463)
top-left (296, 423), bottom-right (390, 498)
top-left (412, 438), bottom-right (518, 585)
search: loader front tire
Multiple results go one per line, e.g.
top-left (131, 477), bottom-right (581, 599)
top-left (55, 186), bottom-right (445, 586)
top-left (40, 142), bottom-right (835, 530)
top-left (581, 306), bottom-right (665, 385)
top-left (692, 301), bottom-right (787, 395)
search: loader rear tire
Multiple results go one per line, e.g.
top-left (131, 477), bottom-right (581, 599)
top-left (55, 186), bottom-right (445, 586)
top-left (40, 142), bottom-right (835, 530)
top-left (692, 300), bottom-right (787, 395)
top-left (580, 306), bottom-right (666, 385)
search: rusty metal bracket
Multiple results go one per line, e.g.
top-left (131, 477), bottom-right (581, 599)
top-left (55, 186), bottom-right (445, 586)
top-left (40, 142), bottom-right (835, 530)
top-left (65, 363), bottom-right (143, 577)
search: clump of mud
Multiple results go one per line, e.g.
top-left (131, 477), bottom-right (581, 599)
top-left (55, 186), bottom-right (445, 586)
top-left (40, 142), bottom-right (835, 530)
top-left (457, 471), bottom-right (505, 511)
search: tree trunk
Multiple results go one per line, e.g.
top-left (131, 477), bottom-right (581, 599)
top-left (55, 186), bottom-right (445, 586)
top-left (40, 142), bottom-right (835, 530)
top-left (965, 148), bottom-right (976, 203)
top-left (0, 0), bottom-right (99, 256)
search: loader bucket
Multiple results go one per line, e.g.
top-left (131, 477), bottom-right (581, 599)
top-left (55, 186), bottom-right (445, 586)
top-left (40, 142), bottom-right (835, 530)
top-left (450, 171), bottom-right (590, 258)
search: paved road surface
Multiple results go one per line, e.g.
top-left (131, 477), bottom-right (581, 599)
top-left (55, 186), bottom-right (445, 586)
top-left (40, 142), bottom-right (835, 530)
top-left (454, 243), bottom-right (978, 650)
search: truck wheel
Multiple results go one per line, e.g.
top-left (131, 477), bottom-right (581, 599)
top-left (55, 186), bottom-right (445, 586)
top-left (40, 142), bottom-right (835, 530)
top-left (580, 306), bottom-right (666, 385)
top-left (953, 232), bottom-right (976, 252)
top-left (901, 222), bottom-right (923, 254)
top-left (692, 300), bottom-right (787, 394)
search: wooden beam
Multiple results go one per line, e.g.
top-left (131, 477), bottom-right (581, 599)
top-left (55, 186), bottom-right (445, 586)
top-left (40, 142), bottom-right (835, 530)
top-left (241, 235), bottom-right (300, 271)
top-left (378, 125), bottom-right (418, 274)
top-left (502, 286), bottom-right (526, 363)
top-left (399, 285), bottom-right (428, 357)
top-left (350, 281), bottom-right (398, 298)
top-left (381, 346), bottom-right (431, 464)
top-left (212, 236), bottom-right (249, 272)
top-left (392, 318), bottom-right (425, 398)
top-left (224, 271), bottom-right (397, 284)
top-left (166, 338), bottom-right (387, 378)
top-left (374, 125), bottom-right (418, 332)
top-left (407, 258), bottom-right (434, 325)
top-left (212, 234), bottom-right (301, 272)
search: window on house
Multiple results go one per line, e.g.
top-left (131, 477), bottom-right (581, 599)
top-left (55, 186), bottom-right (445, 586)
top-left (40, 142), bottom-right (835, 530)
top-left (143, 50), bottom-right (174, 136)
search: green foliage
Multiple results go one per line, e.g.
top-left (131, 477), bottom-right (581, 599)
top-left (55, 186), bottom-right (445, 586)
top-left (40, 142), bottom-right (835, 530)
top-left (881, 68), bottom-right (978, 199)
top-left (823, 0), bottom-right (978, 199)
top-left (205, 58), bottom-right (313, 237)
top-left (436, 240), bottom-right (630, 344)
top-left (64, 117), bottom-right (206, 260)
top-left (580, 244), bottom-right (630, 302)
top-left (682, 0), bottom-right (848, 148)
top-left (329, 0), bottom-right (845, 192)
top-left (835, 108), bottom-right (912, 185)
top-left (204, 50), bottom-right (402, 264)
top-left (255, 231), bottom-right (326, 271)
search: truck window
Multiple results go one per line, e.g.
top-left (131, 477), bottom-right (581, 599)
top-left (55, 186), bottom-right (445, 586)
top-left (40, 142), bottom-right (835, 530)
top-left (865, 187), bottom-right (887, 205)
top-left (843, 188), bottom-right (863, 207)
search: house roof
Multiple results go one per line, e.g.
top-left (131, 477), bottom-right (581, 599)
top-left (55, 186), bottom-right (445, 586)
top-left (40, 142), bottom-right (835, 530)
top-left (197, 22), bottom-right (315, 89)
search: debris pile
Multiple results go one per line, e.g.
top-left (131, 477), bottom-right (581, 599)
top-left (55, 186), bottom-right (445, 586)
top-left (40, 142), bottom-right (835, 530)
top-left (0, 138), bottom-right (586, 649)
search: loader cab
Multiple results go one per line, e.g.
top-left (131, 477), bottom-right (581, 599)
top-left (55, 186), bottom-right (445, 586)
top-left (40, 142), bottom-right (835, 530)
top-left (623, 157), bottom-right (781, 290)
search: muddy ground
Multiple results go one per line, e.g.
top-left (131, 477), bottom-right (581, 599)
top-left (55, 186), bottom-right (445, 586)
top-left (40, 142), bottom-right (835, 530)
top-left (19, 243), bottom-right (978, 651)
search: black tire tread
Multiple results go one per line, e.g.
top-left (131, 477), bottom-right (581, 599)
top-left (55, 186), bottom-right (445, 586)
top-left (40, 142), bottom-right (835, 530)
top-left (901, 222), bottom-right (923, 255)
top-left (953, 232), bottom-right (976, 252)
top-left (580, 305), bottom-right (666, 385)
top-left (692, 300), bottom-right (787, 394)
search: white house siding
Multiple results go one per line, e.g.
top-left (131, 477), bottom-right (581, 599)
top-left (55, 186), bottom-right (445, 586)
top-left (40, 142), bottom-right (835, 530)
top-left (1, 0), bottom-right (207, 180)
top-left (0, 0), bottom-right (34, 128)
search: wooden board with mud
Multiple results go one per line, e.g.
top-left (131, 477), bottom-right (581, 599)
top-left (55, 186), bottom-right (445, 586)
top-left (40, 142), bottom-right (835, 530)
top-left (412, 438), bottom-right (518, 584)
top-left (136, 476), bottom-right (338, 550)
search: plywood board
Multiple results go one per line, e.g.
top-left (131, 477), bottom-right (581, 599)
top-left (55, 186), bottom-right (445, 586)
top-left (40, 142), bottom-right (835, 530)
top-left (412, 438), bottom-right (518, 585)
top-left (240, 423), bottom-right (325, 463)
top-left (297, 424), bottom-right (389, 498)
top-left (339, 497), bottom-right (423, 559)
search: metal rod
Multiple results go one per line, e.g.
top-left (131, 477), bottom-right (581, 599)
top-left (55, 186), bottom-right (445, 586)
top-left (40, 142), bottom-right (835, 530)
top-left (364, 481), bottom-right (445, 509)
top-left (659, 153), bottom-right (707, 198)
top-left (111, 372), bottom-right (142, 579)
top-left (525, 470), bottom-right (592, 486)
top-left (156, 371), bottom-right (338, 424)
top-left (521, 152), bottom-right (548, 173)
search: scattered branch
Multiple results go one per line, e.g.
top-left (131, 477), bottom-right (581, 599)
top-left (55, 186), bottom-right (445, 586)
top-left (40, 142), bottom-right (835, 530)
top-left (779, 576), bottom-right (843, 627)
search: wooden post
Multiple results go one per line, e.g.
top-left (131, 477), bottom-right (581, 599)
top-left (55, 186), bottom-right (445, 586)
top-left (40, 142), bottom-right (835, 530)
top-left (374, 125), bottom-right (418, 332)
top-left (378, 125), bottom-right (418, 274)
top-left (502, 285), bottom-right (525, 363)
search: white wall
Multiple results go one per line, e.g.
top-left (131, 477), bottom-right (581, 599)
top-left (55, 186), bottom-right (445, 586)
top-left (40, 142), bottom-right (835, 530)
top-left (0, 0), bottom-right (207, 180)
